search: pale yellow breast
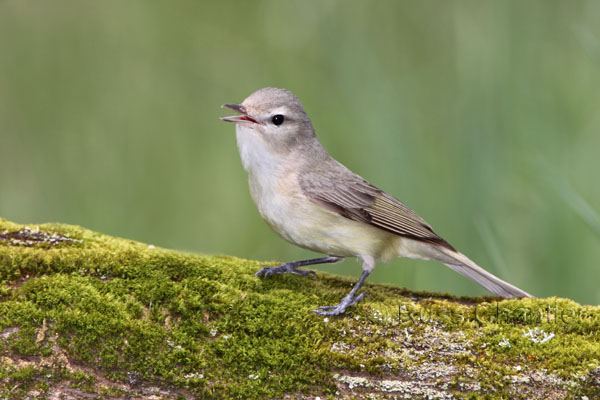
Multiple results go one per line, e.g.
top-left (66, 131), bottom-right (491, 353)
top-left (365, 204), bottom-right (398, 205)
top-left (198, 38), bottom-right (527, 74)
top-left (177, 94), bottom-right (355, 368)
top-left (250, 170), bottom-right (400, 259)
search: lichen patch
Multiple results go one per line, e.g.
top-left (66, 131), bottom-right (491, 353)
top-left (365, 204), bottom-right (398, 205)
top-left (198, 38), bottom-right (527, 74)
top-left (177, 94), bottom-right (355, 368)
top-left (0, 226), bottom-right (81, 247)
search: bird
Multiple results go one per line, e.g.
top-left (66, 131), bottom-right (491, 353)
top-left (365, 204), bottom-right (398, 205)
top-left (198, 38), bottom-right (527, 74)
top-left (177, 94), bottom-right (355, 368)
top-left (220, 87), bottom-right (532, 316)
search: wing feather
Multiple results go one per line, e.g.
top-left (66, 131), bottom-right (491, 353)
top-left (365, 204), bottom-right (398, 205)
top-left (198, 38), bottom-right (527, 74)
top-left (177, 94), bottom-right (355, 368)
top-left (299, 172), bottom-right (454, 250)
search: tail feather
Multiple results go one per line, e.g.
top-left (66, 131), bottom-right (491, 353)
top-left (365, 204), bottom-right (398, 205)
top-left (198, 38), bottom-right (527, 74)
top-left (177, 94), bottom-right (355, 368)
top-left (436, 247), bottom-right (532, 298)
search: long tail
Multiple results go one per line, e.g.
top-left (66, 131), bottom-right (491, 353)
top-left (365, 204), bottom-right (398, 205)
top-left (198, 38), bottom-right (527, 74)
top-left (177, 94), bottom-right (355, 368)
top-left (435, 246), bottom-right (532, 298)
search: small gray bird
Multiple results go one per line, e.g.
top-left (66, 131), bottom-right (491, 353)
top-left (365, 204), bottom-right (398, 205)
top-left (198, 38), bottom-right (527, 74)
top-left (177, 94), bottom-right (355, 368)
top-left (221, 87), bottom-right (532, 316)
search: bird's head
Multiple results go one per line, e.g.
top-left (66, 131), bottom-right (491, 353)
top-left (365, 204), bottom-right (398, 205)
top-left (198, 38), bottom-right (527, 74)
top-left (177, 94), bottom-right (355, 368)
top-left (221, 87), bottom-right (316, 152)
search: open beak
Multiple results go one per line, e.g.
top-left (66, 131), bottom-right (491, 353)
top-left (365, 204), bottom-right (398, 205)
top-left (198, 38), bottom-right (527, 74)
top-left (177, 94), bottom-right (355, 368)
top-left (220, 104), bottom-right (259, 124)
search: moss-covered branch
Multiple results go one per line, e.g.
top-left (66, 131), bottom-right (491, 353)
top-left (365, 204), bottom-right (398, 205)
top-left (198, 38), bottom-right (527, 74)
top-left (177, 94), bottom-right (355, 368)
top-left (0, 218), bottom-right (598, 399)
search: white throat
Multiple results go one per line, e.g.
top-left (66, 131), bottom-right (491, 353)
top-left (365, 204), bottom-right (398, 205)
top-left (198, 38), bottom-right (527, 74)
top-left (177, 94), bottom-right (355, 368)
top-left (235, 124), bottom-right (284, 178)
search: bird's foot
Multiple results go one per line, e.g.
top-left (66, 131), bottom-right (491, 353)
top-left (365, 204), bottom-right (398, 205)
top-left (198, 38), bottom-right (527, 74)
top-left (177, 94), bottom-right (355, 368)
top-left (254, 262), bottom-right (317, 278)
top-left (311, 292), bottom-right (366, 316)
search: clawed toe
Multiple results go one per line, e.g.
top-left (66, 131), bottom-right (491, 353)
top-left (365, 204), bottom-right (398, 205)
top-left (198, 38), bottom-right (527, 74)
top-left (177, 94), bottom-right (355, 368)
top-left (312, 306), bottom-right (345, 316)
top-left (254, 263), bottom-right (316, 279)
top-left (254, 256), bottom-right (343, 281)
top-left (295, 269), bottom-right (317, 278)
top-left (316, 305), bottom-right (336, 310)
top-left (311, 292), bottom-right (366, 316)
top-left (254, 267), bottom-right (273, 278)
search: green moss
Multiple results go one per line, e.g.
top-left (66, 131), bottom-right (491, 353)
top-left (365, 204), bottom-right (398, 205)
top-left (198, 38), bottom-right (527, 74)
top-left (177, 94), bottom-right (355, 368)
top-left (1, 217), bottom-right (599, 399)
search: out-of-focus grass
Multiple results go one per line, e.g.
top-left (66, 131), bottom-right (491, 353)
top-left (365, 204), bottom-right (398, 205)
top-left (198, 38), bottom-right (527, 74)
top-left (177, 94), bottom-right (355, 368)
top-left (538, 157), bottom-right (600, 239)
top-left (1, 0), bottom-right (599, 304)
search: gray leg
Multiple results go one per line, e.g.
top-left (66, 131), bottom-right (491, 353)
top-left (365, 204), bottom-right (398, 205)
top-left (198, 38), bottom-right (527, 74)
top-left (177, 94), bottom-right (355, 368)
top-left (255, 256), bottom-right (343, 278)
top-left (312, 269), bottom-right (371, 316)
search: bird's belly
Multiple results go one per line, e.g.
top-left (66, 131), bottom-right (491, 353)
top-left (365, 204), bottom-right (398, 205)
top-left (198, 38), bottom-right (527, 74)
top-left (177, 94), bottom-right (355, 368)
top-left (251, 179), bottom-right (395, 258)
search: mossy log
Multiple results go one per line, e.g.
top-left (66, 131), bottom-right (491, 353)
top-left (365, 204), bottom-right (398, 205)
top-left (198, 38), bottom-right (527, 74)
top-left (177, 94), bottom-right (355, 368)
top-left (0, 218), bottom-right (599, 399)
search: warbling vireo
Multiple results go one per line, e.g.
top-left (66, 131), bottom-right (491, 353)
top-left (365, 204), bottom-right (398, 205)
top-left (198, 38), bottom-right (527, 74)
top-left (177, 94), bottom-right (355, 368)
top-left (221, 87), bottom-right (532, 316)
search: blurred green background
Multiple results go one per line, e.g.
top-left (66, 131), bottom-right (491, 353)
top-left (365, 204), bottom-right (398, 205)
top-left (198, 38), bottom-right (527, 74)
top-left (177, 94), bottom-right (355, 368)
top-left (2, 1), bottom-right (599, 304)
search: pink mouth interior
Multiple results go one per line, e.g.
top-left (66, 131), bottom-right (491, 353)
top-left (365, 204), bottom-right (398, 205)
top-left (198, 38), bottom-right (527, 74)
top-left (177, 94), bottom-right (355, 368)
top-left (240, 115), bottom-right (258, 123)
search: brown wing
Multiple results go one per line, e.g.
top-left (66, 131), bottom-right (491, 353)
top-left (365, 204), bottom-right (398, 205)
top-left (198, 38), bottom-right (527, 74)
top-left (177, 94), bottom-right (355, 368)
top-left (299, 171), bottom-right (454, 250)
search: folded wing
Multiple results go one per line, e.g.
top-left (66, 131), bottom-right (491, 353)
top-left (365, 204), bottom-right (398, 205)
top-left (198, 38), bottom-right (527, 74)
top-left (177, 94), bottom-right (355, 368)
top-left (299, 170), bottom-right (454, 250)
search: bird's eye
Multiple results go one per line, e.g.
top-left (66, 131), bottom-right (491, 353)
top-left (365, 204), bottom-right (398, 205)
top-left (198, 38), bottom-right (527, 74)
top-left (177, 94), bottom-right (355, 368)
top-left (271, 114), bottom-right (284, 126)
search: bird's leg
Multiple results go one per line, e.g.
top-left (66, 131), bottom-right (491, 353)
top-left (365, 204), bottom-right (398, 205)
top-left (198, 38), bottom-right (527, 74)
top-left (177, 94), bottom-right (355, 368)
top-left (312, 268), bottom-right (372, 316)
top-left (312, 269), bottom-right (370, 316)
top-left (255, 256), bottom-right (343, 278)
